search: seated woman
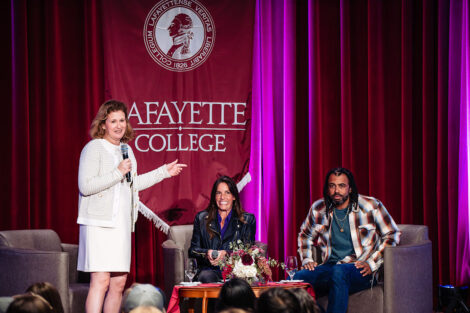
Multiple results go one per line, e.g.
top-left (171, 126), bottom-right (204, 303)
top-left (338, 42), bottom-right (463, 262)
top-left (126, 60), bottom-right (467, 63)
top-left (189, 176), bottom-right (256, 283)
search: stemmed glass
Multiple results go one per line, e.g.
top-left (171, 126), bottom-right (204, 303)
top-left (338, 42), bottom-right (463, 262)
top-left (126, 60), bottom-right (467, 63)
top-left (185, 258), bottom-right (198, 283)
top-left (285, 256), bottom-right (298, 281)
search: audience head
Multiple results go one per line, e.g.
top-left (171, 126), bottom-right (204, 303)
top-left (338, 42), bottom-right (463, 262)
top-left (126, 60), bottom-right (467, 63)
top-left (6, 294), bottom-right (53, 313)
top-left (215, 278), bottom-right (256, 312)
top-left (0, 297), bottom-right (14, 313)
top-left (122, 284), bottom-right (165, 313)
top-left (129, 307), bottom-right (162, 313)
top-left (218, 309), bottom-right (249, 313)
top-left (257, 288), bottom-right (300, 313)
top-left (26, 282), bottom-right (64, 313)
top-left (290, 288), bottom-right (320, 313)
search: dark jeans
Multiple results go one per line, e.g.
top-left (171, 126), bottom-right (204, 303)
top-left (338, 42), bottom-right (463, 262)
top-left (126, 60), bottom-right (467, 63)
top-left (294, 262), bottom-right (375, 313)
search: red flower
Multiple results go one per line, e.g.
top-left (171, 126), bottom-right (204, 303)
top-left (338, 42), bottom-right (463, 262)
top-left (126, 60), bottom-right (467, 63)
top-left (222, 264), bottom-right (233, 281)
top-left (241, 253), bottom-right (254, 265)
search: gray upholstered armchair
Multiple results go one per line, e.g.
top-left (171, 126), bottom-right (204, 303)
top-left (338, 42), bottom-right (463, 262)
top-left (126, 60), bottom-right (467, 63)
top-left (162, 225), bottom-right (194, 300)
top-left (0, 229), bottom-right (89, 313)
top-left (314, 224), bottom-right (433, 313)
top-left (161, 225), bottom-right (267, 301)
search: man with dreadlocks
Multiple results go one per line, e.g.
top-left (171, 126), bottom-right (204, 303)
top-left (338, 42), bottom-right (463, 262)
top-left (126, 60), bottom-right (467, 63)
top-left (294, 168), bottom-right (401, 313)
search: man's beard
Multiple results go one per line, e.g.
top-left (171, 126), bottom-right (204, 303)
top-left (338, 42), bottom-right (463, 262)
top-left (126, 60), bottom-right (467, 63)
top-left (331, 193), bottom-right (349, 206)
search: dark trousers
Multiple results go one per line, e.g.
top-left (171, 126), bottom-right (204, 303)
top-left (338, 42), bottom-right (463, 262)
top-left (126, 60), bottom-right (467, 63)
top-left (294, 262), bottom-right (375, 313)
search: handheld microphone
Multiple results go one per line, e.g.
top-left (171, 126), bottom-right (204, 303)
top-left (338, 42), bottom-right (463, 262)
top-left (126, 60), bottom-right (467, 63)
top-left (120, 144), bottom-right (132, 183)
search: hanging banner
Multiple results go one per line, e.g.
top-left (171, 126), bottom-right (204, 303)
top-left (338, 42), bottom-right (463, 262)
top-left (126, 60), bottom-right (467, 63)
top-left (101, 0), bottom-right (255, 229)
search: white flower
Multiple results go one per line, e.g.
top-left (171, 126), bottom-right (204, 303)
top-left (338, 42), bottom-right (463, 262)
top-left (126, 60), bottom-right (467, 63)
top-left (232, 260), bottom-right (257, 278)
top-left (252, 248), bottom-right (260, 256)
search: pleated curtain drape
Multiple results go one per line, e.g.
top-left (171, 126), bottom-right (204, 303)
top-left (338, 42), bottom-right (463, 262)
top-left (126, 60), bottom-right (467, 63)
top-left (242, 0), bottom-right (470, 287)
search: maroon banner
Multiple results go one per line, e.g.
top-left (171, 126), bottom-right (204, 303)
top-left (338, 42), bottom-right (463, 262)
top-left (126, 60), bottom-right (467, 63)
top-left (101, 0), bottom-right (255, 229)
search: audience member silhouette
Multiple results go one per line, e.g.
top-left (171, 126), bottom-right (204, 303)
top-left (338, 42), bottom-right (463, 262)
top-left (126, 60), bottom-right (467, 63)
top-left (129, 307), bottom-right (162, 313)
top-left (215, 278), bottom-right (256, 312)
top-left (290, 288), bottom-right (322, 313)
top-left (256, 288), bottom-right (300, 313)
top-left (26, 283), bottom-right (64, 313)
top-left (6, 294), bottom-right (53, 313)
top-left (121, 284), bottom-right (165, 313)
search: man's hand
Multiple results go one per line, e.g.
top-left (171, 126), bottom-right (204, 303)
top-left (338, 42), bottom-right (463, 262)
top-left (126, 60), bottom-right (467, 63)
top-left (302, 261), bottom-right (318, 271)
top-left (355, 260), bottom-right (372, 276)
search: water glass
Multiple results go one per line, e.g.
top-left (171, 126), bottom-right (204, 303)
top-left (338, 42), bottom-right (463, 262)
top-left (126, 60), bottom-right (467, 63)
top-left (185, 258), bottom-right (197, 283)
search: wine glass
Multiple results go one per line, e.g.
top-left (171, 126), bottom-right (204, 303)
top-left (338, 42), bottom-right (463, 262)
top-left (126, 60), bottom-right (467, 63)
top-left (285, 256), bottom-right (298, 280)
top-left (185, 258), bottom-right (198, 283)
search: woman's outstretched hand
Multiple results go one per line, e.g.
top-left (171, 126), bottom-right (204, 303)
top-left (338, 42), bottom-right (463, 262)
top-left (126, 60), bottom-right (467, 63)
top-left (166, 159), bottom-right (188, 176)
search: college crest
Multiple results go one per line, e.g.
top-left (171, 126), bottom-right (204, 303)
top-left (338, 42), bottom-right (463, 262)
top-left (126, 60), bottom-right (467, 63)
top-left (143, 0), bottom-right (216, 72)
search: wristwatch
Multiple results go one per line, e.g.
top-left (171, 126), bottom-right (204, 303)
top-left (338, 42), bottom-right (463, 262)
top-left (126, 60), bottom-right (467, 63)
top-left (211, 250), bottom-right (219, 259)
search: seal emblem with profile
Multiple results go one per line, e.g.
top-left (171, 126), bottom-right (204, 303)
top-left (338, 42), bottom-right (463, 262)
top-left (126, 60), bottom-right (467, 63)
top-left (143, 0), bottom-right (216, 72)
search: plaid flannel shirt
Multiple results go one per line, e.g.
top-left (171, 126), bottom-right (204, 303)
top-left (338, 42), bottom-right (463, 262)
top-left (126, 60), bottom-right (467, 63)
top-left (297, 194), bottom-right (401, 272)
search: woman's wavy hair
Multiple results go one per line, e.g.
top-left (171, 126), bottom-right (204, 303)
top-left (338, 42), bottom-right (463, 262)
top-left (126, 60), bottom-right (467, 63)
top-left (89, 99), bottom-right (135, 143)
top-left (323, 167), bottom-right (359, 214)
top-left (7, 294), bottom-right (53, 313)
top-left (206, 176), bottom-right (245, 239)
top-left (26, 282), bottom-right (64, 313)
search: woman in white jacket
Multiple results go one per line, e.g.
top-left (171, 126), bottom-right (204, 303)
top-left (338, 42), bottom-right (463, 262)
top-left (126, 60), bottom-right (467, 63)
top-left (77, 100), bottom-right (186, 313)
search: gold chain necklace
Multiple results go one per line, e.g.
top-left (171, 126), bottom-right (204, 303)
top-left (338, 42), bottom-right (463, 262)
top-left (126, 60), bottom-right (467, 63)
top-left (333, 206), bottom-right (350, 232)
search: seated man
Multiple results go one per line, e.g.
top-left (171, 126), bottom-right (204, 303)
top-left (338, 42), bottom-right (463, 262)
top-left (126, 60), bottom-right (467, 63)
top-left (294, 167), bottom-right (401, 313)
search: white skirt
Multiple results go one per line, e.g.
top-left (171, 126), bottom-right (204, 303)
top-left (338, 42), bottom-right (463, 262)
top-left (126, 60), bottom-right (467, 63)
top-left (77, 181), bottom-right (132, 272)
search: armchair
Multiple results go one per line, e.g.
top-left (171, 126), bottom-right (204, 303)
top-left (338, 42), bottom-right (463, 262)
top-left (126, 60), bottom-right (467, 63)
top-left (0, 229), bottom-right (89, 313)
top-left (314, 224), bottom-right (432, 313)
top-left (162, 225), bottom-right (194, 300)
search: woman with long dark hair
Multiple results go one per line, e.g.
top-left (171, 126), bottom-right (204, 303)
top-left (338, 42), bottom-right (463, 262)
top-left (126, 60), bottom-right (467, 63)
top-left (189, 176), bottom-right (256, 283)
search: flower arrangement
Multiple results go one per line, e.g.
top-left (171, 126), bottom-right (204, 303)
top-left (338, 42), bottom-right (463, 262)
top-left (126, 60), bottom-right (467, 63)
top-left (218, 240), bottom-right (285, 285)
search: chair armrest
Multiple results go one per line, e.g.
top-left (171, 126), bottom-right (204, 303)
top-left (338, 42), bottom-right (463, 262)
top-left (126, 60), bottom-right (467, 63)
top-left (383, 241), bottom-right (432, 313)
top-left (0, 247), bottom-right (70, 312)
top-left (162, 239), bottom-right (183, 250)
top-left (162, 240), bottom-right (185, 302)
top-left (61, 243), bottom-right (78, 284)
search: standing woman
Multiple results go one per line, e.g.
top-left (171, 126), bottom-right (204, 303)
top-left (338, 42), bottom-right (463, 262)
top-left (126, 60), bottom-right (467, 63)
top-left (189, 176), bottom-right (256, 283)
top-left (77, 100), bottom-right (186, 313)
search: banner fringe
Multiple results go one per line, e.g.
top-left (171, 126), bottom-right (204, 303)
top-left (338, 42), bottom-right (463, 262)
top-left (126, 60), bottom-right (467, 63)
top-left (138, 172), bottom-right (251, 235)
top-left (138, 201), bottom-right (170, 235)
top-left (237, 172), bottom-right (252, 192)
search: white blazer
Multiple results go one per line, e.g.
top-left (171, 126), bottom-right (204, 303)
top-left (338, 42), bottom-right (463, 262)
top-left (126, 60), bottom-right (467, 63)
top-left (76, 139), bottom-right (170, 231)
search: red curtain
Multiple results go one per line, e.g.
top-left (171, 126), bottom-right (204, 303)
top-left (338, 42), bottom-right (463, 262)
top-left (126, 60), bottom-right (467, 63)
top-left (300, 0), bottom-right (459, 286)
top-left (244, 0), bottom-right (465, 292)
